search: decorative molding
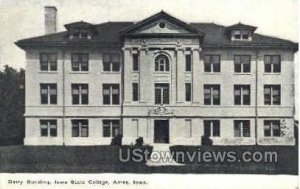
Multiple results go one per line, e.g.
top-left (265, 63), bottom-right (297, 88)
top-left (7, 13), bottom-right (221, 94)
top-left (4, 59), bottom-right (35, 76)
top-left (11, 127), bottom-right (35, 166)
top-left (148, 104), bottom-right (174, 115)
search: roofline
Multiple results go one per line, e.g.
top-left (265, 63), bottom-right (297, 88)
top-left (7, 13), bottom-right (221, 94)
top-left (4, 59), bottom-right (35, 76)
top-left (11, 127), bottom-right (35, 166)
top-left (202, 43), bottom-right (298, 51)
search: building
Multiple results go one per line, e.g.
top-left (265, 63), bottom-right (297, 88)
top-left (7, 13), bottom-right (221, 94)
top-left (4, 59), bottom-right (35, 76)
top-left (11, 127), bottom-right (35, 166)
top-left (16, 9), bottom-right (298, 146)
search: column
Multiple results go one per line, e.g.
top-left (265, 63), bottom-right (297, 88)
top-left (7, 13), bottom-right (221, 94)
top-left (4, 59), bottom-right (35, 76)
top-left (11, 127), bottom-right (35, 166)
top-left (176, 48), bottom-right (185, 103)
top-left (192, 48), bottom-right (201, 103)
top-left (139, 48), bottom-right (149, 103)
top-left (123, 48), bottom-right (132, 103)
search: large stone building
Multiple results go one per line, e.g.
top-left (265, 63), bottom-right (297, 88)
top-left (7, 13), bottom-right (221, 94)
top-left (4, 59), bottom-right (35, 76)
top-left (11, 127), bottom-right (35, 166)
top-left (16, 8), bottom-right (298, 146)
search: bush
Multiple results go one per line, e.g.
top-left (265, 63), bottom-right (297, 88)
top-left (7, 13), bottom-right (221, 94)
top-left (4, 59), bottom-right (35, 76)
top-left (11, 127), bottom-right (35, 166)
top-left (135, 137), bottom-right (144, 146)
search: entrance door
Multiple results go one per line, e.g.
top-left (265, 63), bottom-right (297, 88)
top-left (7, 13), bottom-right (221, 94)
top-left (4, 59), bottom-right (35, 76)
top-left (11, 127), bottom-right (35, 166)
top-left (154, 120), bottom-right (169, 143)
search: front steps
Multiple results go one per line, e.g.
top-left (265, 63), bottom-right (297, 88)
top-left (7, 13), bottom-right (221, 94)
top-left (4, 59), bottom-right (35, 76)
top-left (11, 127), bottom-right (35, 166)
top-left (146, 144), bottom-right (185, 166)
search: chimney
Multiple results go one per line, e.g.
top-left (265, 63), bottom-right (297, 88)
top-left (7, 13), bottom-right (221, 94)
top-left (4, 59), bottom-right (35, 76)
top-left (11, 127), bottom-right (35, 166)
top-left (44, 6), bottom-right (57, 34)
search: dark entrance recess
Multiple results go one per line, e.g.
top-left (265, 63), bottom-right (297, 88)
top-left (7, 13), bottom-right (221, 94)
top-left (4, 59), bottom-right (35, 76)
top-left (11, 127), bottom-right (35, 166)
top-left (154, 120), bottom-right (169, 143)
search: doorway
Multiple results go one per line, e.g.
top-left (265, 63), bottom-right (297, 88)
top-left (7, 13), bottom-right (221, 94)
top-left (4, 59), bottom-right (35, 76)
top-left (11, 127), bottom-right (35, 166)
top-left (154, 120), bottom-right (169, 143)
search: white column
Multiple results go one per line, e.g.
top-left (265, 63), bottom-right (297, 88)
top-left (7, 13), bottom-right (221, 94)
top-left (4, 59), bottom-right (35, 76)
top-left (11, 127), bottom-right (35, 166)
top-left (139, 48), bottom-right (149, 103)
top-left (192, 48), bottom-right (201, 103)
top-left (176, 48), bottom-right (185, 103)
top-left (123, 48), bottom-right (132, 103)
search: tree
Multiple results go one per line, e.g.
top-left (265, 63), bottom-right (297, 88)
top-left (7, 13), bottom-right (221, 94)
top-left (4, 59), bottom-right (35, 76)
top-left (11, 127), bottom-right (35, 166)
top-left (0, 65), bottom-right (25, 145)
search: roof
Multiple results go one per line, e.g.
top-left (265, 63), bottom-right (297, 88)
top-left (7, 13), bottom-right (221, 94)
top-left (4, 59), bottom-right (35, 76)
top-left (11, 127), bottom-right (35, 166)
top-left (15, 13), bottom-right (298, 51)
top-left (226, 22), bottom-right (257, 32)
top-left (64, 21), bottom-right (95, 30)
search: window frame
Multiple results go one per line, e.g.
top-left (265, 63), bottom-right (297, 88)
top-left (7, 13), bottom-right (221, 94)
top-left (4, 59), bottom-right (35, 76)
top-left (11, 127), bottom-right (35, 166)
top-left (234, 85), bottom-right (251, 105)
top-left (40, 120), bottom-right (57, 137)
top-left (234, 120), bottom-right (251, 137)
top-left (71, 84), bottom-right (89, 105)
top-left (40, 83), bottom-right (57, 105)
top-left (132, 53), bottom-right (139, 71)
top-left (71, 53), bottom-right (89, 72)
top-left (204, 55), bottom-right (220, 73)
top-left (154, 83), bottom-right (170, 104)
top-left (264, 120), bottom-right (281, 137)
top-left (103, 53), bottom-right (121, 72)
top-left (154, 54), bottom-right (170, 72)
top-left (132, 83), bottom-right (139, 102)
top-left (264, 85), bottom-right (281, 105)
top-left (264, 55), bottom-right (281, 73)
top-left (40, 53), bottom-right (57, 72)
top-left (204, 120), bottom-right (220, 137)
top-left (234, 55), bottom-right (251, 73)
top-left (185, 83), bottom-right (192, 102)
top-left (71, 119), bottom-right (89, 137)
top-left (204, 84), bottom-right (220, 105)
top-left (102, 84), bottom-right (120, 105)
top-left (102, 120), bottom-right (121, 137)
top-left (185, 54), bottom-right (192, 72)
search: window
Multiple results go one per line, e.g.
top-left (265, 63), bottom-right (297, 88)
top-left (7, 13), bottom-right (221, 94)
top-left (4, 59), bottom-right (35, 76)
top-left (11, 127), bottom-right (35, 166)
top-left (204, 120), bottom-right (220, 137)
top-left (185, 54), bottom-right (192, 72)
top-left (71, 53), bottom-right (89, 71)
top-left (40, 120), bottom-right (57, 137)
top-left (71, 29), bottom-right (91, 39)
top-left (155, 54), bottom-right (169, 72)
top-left (155, 83), bottom-right (169, 104)
top-left (234, 120), bottom-right (250, 137)
top-left (185, 119), bottom-right (192, 138)
top-left (103, 53), bottom-right (120, 72)
top-left (234, 85), bottom-right (250, 105)
top-left (204, 55), bottom-right (220, 72)
top-left (132, 83), bottom-right (139, 101)
top-left (40, 53), bottom-right (57, 71)
top-left (264, 55), bottom-right (281, 73)
top-left (264, 85), bottom-right (281, 105)
top-left (72, 84), bottom-right (88, 105)
top-left (40, 83), bottom-right (57, 104)
top-left (233, 30), bottom-right (250, 40)
top-left (234, 55), bottom-right (251, 73)
top-left (133, 53), bottom-right (139, 71)
top-left (264, 120), bottom-right (281, 137)
top-left (103, 84), bottom-right (120, 105)
top-left (204, 85), bottom-right (220, 105)
top-left (102, 120), bottom-right (120, 137)
top-left (185, 83), bottom-right (192, 102)
top-left (72, 120), bottom-right (88, 137)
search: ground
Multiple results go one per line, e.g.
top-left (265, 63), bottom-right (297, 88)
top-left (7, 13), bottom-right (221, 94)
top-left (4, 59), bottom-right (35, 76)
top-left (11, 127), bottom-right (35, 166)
top-left (0, 145), bottom-right (297, 174)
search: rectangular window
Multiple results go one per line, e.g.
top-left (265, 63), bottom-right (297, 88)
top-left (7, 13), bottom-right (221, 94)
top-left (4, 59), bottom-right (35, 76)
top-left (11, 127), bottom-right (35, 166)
top-left (40, 120), bottom-right (57, 137)
top-left (234, 120), bottom-right (250, 137)
top-left (234, 55), bottom-right (251, 73)
top-left (155, 83), bottom-right (169, 104)
top-left (185, 83), bottom-right (192, 102)
top-left (264, 120), bottom-right (281, 137)
top-left (71, 53), bottom-right (89, 71)
top-left (102, 120), bottom-right (120, 137)
top-left (204, 55), bottom-right (220, 72)
top-left (264, 55), bottom-right (281, 73)
top-left (185, 119), bottom-right (192, 138)
top-left (40, 53), bottom-right (57, 71)
top-left (133, 53), bottom-right (139, 71)
top-left (132, 83), bottom-right (139, 101)
top-left (71, 84), bottom-right (88, 105)
top-left (72, 120), bottom-right (88, 137)
top-left (185, 54), bottom-right (192, 72)
top-left (103, 53), bottom-right (120, 72)
top-left (103, 84), bottom-right (120, 105)
top-left (264, 85), bottom-right (281, 105)
top-left (204, 85), bottom-right (220, 105)
top-left (204, 120), bottom-right (220, 137)
top-left (40, 83), bottom-right (57, 104)
top-left (234, 85), bottom-right (250, 105)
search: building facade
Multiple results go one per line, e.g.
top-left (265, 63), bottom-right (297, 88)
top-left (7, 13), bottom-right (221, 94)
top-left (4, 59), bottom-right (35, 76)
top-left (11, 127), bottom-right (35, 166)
top-left (16, 11), bottom-right (298, 146)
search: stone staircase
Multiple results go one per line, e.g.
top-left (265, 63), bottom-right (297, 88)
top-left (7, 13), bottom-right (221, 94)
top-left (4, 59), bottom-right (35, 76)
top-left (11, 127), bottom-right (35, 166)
top-left (146, 144), bottom-right (185, 166)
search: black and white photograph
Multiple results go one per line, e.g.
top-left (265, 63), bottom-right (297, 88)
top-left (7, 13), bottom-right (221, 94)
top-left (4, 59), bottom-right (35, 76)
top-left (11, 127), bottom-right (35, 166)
top-left (0, 0), bottom-right (299, 188)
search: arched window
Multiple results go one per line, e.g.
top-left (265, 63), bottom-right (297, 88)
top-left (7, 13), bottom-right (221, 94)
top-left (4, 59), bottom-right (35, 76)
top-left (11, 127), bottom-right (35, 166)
top-left (155, 54), bottom-right (170, 72)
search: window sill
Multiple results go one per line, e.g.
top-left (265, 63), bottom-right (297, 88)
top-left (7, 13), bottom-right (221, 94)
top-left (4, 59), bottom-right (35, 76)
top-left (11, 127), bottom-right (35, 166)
top-left (101, 71), bottom-right (121, 74)
top-left (69, 71), bottom-right (90, 74)
top-left (233, 73), bottom-right (252, 75)
top-left (39, 71), bottom-right (58, 74)
top-left (153, 72), bottom-right (170, 74)
top-left (203, 72), bottom-right (221, 75)
top-left (263, 73), bottom-right (281, 75)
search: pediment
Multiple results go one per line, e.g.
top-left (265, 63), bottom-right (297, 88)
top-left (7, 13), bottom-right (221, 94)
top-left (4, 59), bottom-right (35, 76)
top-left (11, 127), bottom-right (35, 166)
top-left (120, 11), bottom-right (204, 37)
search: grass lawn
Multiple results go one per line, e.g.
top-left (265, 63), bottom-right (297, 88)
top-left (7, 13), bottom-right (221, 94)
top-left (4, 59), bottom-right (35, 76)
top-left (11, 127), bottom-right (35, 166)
top-left (0, 145), bottom-right (297, 174)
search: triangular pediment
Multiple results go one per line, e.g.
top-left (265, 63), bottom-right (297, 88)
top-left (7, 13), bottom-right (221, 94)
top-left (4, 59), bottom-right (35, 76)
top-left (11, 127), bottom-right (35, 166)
top-left (120, 11), bottom-right (204, 37)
